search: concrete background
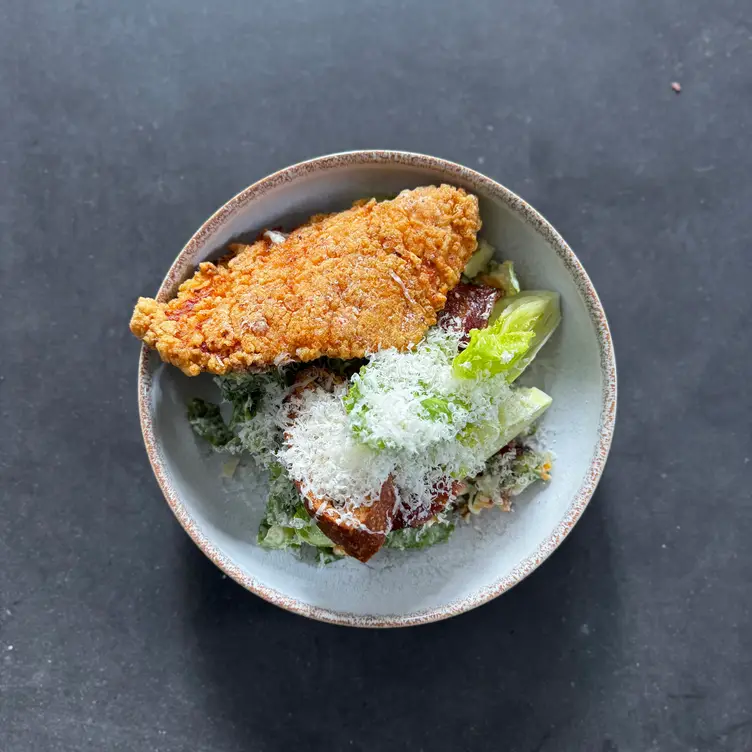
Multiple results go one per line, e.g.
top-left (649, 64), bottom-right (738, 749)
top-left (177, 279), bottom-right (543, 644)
top-left (1, 1), bottom-right (751, 750)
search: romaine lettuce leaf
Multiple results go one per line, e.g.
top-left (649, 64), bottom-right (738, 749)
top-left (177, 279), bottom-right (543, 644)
top-left (463, 443), bottom-right (553, 517)
top-left (453, 291), bottom-right (560, 381)
top-left (257, 464), bottom-right (338, 557)
top-left (385, 521), bottom-right (455, 550)
top-left (186, 398), bottom-right (238, 449)
top-left (216, 371), bottom-right (285, 429)
top-left (475, 260), bottom-right (521, 297)
top-left (458, 386), bottom-right (552, 463)
top-left (187, 372), bottom-right (287, 460)
top-left (463, 239), bottom-right (496, 278)
top-left (317, 548), bottom-right (345, 565)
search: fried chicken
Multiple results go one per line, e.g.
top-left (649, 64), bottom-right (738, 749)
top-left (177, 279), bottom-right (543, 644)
top-left (130, 184), bottom-right (481, 375)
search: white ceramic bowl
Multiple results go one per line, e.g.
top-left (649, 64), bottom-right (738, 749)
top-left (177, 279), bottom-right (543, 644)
top-left (138, 151), bottom-right (616, 627)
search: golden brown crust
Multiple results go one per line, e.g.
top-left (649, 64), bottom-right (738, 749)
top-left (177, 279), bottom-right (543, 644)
top-left (130, 185), bottom-right (481, 376)
top-left (301, 478), bottom-right (396, 563)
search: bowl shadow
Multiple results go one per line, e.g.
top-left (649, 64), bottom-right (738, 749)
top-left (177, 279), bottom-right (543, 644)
top-left (179, 478), bottom-right (621, 752)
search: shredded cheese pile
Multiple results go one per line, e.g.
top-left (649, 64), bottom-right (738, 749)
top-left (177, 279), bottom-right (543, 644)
top-left (277, 328), bottom-right (520, 521)
top-left (280, 383), bottom-right (394, 504)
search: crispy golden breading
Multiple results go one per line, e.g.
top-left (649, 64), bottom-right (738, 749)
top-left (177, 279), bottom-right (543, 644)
top-left (130, 184), bottom-right (481, 375)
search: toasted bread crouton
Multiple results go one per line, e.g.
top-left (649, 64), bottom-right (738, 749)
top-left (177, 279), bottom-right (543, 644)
top-left (301, 477), bottom-right (396, 563)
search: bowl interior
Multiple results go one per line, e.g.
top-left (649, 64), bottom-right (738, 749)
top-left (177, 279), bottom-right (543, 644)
top-left (142, 155), bottom-right (613, 626)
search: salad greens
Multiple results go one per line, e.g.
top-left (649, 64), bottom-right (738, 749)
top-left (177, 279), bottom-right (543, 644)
top-left (463, 239), bottom-right (496, 279)
top-left (458, 387), bottom-right (552, 457)
top-left (217, 371), bottom-right (271, 428)
top-left (187, 398), bottom-right (237, 449)
top-left (343, 329), bottom-right (472, 452)
top-left (342, 324), bottom-right (554, 474)
top-left (385, 521), bottom-right (455, 550)
top-left (475, 260), bottom-right (521, 297)
top-left (453, 291), bottom-right (560, 381)
top-left (257, 463), bottom-right (340, 561)
top-left (464, 444), bottom-right (552, 512)
top-left (188, 372), bottom-right (288, 461)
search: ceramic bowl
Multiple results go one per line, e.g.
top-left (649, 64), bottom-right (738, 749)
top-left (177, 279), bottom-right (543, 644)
top-left (137, 151), bottom-right (617, 627)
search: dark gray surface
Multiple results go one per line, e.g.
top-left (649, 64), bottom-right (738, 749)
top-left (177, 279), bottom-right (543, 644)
top-left (1, 1), bottom-right (751, 750)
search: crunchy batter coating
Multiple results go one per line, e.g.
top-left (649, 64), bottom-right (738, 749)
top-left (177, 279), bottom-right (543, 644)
top-left (130, 184), bottom-right (481, 375)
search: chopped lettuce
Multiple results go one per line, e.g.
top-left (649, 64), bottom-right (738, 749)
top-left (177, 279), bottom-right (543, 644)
top-left (316, 548), bottom-right (346, 565)
top-left (385, 521), bottom-right (455, 550)
top-left (464, 239), bottom-right (496, 278)
top-left (218, 371), bottom-right (286, 426)
top-left (186, 398), bottom-right (238, 449)
top-left (217, 372), bottom-right (265, 428)
top-left (475, 260), bottom-right (521, 297)
top-left (462, 236), bottom-right (520, 298)
top-left (458, 387), bottom-right (552, 463)
top-left (464, 444), bottom-right (552, 512)
top-left (257, 463), bottom-right (339, 557)
top-left (453, 291), bottom-right (560, 381)
top-left (256, 463), bottom-right (300, 534)
top-left (502, 446), bottom-right (552, 492)
top-left (187, 372), bottom-right (286, 462)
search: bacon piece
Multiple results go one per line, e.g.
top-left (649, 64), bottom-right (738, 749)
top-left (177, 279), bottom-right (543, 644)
top-left (437, 282), bottom-right (499, 347)
top-left (391, 481), bottom-right (461, 530)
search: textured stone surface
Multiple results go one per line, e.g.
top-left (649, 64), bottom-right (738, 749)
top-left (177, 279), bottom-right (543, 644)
top-left (1, 1), bottom-right (751, 750)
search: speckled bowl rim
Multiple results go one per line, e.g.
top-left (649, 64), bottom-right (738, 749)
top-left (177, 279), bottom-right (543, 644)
top-left (137, 150), bottom-right (617, 628)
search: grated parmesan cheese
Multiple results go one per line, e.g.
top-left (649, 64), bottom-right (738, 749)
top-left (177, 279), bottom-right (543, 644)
top-left (279, 384), bottom-right (393, 505)
top-left (220, 372), bottom-right (289, 466)
top-left (277, 327), bottom-right (542, 523)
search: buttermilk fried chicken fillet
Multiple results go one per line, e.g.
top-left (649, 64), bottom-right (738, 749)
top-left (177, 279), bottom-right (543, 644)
top-left (130, 185), bottom-right (481, 375)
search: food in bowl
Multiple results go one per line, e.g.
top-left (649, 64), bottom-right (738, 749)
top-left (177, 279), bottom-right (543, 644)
top-left (131, 185), bottom-right (561, 563)
top-left (130, 184), bottom-right (480, 375)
